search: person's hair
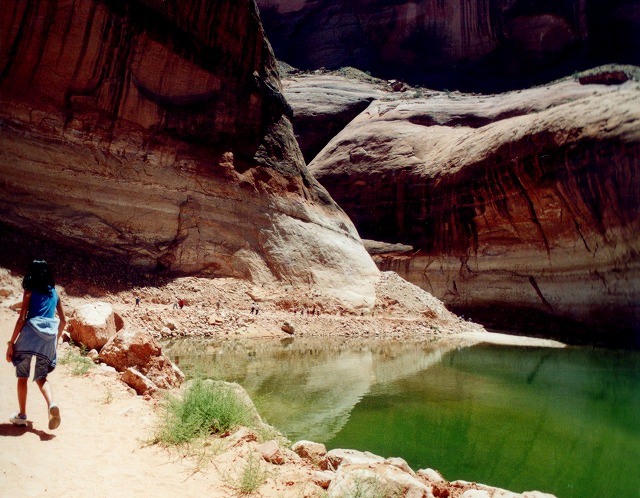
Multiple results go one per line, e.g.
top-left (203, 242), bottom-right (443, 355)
top-left (22, 260), bottom-right (55, 295)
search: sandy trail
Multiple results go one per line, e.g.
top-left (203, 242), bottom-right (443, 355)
top-left (0, 307), bottom-right (231, 498)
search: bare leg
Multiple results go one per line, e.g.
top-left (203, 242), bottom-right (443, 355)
top-left (17, 377), bottom-right (27, 415)
top-left (35, 377), bottom-right (53, 407)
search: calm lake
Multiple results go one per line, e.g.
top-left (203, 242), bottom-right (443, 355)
top-left (163, 336), bottom-right (640, 498)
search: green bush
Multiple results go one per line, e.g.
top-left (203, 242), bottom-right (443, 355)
top-left (156, 379), bottom-right (255, 445)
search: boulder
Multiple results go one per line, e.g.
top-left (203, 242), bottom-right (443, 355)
top-left (99, 328), bottom-right (184, 389)
top-left (68, 302), bottom-right (118, 351)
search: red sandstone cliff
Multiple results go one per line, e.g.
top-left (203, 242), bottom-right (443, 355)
top-left (308, 75), bottom-right (640, 344)
top-left (0, 0), bottom-right (379, 305)
top-left (257, 0), bottom-right (640, 92)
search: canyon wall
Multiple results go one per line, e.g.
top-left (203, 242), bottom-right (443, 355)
top-left (0, 0), bottom-right (379, 306)
top-left (308, 77), bottom-right (640, 344)
top-left (282, 73), bottom-right (388, 163)
top-left (257, 0), bottom-right (640, 91)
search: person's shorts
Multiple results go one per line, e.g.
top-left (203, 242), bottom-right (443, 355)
top-left (13, 354), bottom-right (54, 380)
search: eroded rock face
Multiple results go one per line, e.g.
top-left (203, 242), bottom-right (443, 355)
top-left (282, 74), bottom-right (388, 162)
top-left (257, 0), bottom-right (640, 91)
top-left (309, 79), bottom-right (640, 344)
top-left (0, 0), bottom-right (379, 306)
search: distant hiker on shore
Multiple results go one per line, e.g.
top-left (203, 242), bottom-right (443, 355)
top-left (5, 260), bottom-right (66, 430)
top-left (135, 296), bottom-right (141, 307)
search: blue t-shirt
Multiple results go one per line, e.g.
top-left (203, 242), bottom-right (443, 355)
top-left (27, 288), bottom-right (58, 319)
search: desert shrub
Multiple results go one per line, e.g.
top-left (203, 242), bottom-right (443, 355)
top-left (338, 476), bottom-right (403, 498)
top-left (225, 451), bottom-right (272, 495)
top-left (59, 343), bottom-right (93, 376)
top-left (155, 379), bottom-right (255, 445)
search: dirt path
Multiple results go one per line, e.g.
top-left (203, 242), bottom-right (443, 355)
top-left (0, 306), bottom-right (236, 497)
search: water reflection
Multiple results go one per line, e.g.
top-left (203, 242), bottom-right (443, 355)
top-left (164, 338), bottom-right (640, 498)
top-left (165, 337), bottom-right (444, 441)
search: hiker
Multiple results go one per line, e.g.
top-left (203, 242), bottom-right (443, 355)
top-left (5, 260), bottom-right (66, 430)
top-left (135, 296), bottom-right (141, 307)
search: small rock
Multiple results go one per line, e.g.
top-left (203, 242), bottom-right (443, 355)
top-left (121, 367), bottom-right (158, 395)
top-left (258, 440), bottom-right (286, 465)
top-left (385, 456), bottom-right (415, 475)
top-left (418, 468), bottom-right (445, 483)
top-left (312, 470), bottom-right (335, 489)
top-left (326, 448), bottom-right (384, 470)
top-left (225, 427), bottom-right (258, 447)
top-left (579, 71), bottom-right (629, 85)
top-left (292, 440), bottom-right (328, 469)
top-left (460, 491), bottom-right (491, 498)
top-left (281, 322), bottom-right (295, 335)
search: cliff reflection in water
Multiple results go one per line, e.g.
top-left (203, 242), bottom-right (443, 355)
top-left (163, 337), bottom-right (444, 441)
top-left (164, 337), bottom-right (640, 498)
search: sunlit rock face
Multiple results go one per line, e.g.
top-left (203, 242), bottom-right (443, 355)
top-left (309, 80), bottom-right (640, 344)
top-left (256, 0), bottom-right (640, 91)
top-left (0, 0), bottom-right (379, 305)
top-left (282, 74), bottom-right (387, 163)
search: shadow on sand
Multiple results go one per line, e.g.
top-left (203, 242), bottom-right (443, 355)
top-left (0, 422), bottom-right (56, 441)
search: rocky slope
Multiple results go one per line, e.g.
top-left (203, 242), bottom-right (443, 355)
top-left (307, 74), bottom-right (640, 345)
top-left (257, 0), bottom-right (640, 91)
top-left (0, 0), bottom-right (379, 306)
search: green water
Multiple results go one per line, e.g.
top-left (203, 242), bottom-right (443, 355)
top-left (165, 338), bottom-right (640, 498)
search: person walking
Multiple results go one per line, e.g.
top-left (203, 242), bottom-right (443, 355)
top-left (5, 260), bottom-right (67, 430)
